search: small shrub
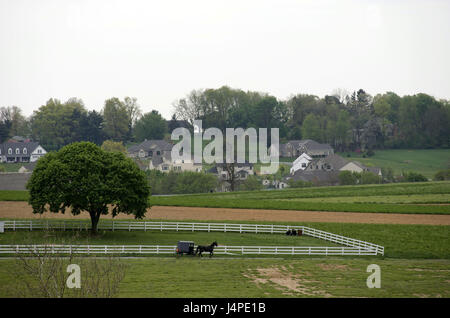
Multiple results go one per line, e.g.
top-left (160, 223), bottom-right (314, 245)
top-left (338, 171), bottom-right (358, 185)
top-left (402, 171), bottom-right (428, 182)
top-left (433, 169), bottom-right (450, 181)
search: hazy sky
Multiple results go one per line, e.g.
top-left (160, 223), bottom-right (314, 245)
top-left (1, 0), bottom-right (449, 119)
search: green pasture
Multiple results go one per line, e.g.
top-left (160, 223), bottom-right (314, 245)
top-left (337, 149), bottom-right (450, 179)
top-left (1, 181), bottom-right (450, 214)
top-left (0, 257), bottom-right (448, 298)
top-left (0, 219), bottom-right (448, 259)
top-left (149, 182), bottom-right (450, 214)
top-left (0, 219), bottom-right (448, 298)
top-left (0, 228), bottom-right (340, 248)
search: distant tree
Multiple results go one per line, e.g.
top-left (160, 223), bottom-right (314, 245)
top-left (381, 167), bottom-right (394, 182)
top-left (359, 171), bottom-right (381, 184)
top-left (401, 171), bottom-right (428, 182)
top-left (0, 106), bottom-right (29, 138)
top-left (301, 114), bottom-right (322, 141)
top-left (101, 140), bottom-right (127, 154)
top-left (338, 170), bottom-right (358, 185)
top-left (79, 110), bottom-right (106, 145)
top-left (433, 169), bottom-right (450, 181)
top-left (238, 175), bottom-right (263, 191)
top-left (102, 98), bottom-right (130, 141)
top-left (173, 171), bottom-right (218, 194)
top-left (134, 110), bottom-right (168, 142)
top-left (145, 170), bottom-right (218, 194)
top-left (26, 142), bottom-right (151, 234)
top-left (30, 98), bottom-right (87, 150)
top-left (123, 97), bottom-right (142, 141)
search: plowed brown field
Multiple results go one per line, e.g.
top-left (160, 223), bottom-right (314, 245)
top-left (1, 201), bottom-right (449, 225)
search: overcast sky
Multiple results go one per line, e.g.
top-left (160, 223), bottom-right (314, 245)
top-left (1, 0), bottom-right (449, 119)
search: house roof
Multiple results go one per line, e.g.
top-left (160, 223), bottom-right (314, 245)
top-left (287, 139), bottom-right (333, 151)
top-left (127, 140), bottom-right (173, 153)
top-left (287, 170), bottom-right (340, 183)
top-left (320, 154), bottom-right (349, 170)
top-left (151, 155), bottom-right (164, 167)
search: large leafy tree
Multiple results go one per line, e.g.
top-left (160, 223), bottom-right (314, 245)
top-left (134, 110), bottom-right (168, 142)
top-left (79, 110), bottom-right (106, 145)
top-left (102, 98), bottom-right (130, 141)
top-left (31, 98), bottom-right (87, 150)
top-left (26, 142), bottom-right (151, 234)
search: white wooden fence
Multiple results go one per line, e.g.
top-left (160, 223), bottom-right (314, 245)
top-left (2, 220), bottom-right (291, 234)
top-left (1, 220), bottom-right (384, 256)
top-left (0, 244), bottom-right (379, 256)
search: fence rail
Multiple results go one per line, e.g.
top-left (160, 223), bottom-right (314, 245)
top-left (2, 220), bottom-right (291, 234)
top-left (0, 244), bottom-right (379, 256)
top-left (1, 220), bottom-right (384, 256)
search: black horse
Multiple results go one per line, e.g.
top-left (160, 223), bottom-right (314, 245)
top-left (195, 241), bottom-right (218, 257)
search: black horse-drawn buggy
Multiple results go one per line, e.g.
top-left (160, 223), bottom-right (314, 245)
top-left (176, 241), bottom-right (218, 257)
top-left (176, 241), bottom-right (195, 256)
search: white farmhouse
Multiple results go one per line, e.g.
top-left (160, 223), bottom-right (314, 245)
top-left (0, 141), bottom-right (47, 163)
top-left (290, 153), bottom-right (312, 174)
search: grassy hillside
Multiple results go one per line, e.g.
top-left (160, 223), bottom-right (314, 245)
top-left (337, 149), bottom-right (450, 178)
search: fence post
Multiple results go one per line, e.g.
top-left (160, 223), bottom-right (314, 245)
top-left (144, 222), bottom-right (147, 232)
top-left (13, 220), bottom-right (16, 231)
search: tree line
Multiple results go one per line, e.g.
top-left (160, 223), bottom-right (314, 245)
top-left (0, 97), bottom-right (169, 151)
top-left (1, 86), bottom-right (449, 152)
top-left (174, 87), bottom-right (450, 151)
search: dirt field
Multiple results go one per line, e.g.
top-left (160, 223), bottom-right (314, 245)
top-left (1, 201), bottom-right (449, 225)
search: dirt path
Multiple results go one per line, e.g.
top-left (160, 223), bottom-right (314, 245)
top-left (1, 201), bottom-right (449, 225)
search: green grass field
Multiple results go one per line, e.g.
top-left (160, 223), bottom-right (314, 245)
top-left (0, 163), bottom-right (26, 173)
top-left (0, 178), bottom-right (449, 298)
top-left (0, 227), bottom-right (340, 248)
top-left (337, 149), bottom-right (450, 179)
top-left (1, 220), bottom-right (448, 259)
top-left (0, 220), bottom-right (449, 298)
top-left (2, 182), bottom-right (450, 214)
top-left (0, 256), bottom-right (448, 298)
top-left (149, 182), bottom-right (450, 214)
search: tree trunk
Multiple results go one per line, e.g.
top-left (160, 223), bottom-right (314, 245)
top-left (89, 211), bottom-right (100, 235)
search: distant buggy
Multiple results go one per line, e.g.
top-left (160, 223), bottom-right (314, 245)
top-left (176, 241), bottom-right (195, 256)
